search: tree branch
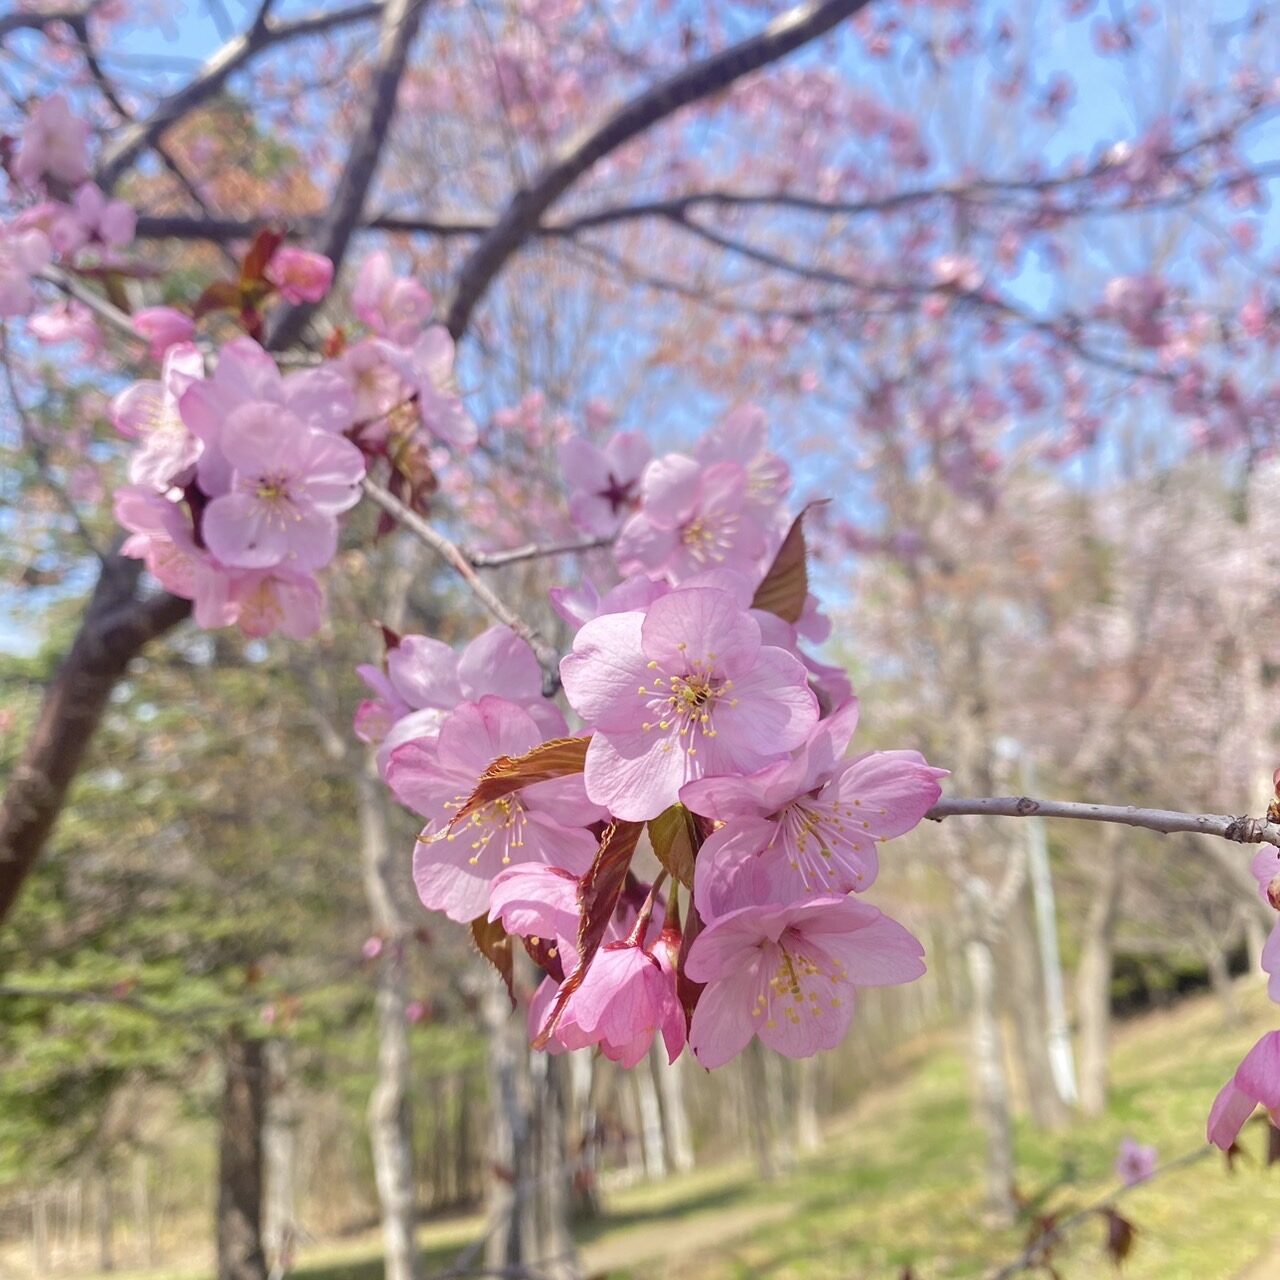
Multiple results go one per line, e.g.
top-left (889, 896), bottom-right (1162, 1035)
top-left (443, 0), bottom-right (875, 339)
top-left (468, 534), bottom-right (611, 569)
top-left (95, 0), bottom-right (384, 190)
top-left (359, 478), bottom-right (561, 689)
top-left (268, 0), bottom-right (429, 348)
top-left (927, 796), bottom-right (1280, 847)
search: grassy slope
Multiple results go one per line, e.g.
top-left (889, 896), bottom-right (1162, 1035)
top-left (89, 984), bottom-right (1280, 1280)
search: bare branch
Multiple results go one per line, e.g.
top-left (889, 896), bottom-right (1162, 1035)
top-left (269, 0), bottom-right (430, 349)
top-left (359, 477), bottom-right (561, 689)
top-left (927, 795), bottom-right (1280, 847)
top-left (468, 534), bottom-right (611, 569)
top-left (443, 0), bottom-right (876, 339)
top-left (95, 0), bottom-right (384, 190)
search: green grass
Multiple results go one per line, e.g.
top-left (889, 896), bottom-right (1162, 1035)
top-left (80, 986), bottom-right (1280, 1280)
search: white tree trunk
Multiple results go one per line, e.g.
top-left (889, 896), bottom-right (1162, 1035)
top-left (1076, 835), bottom-right (1122, 1117)
top-left (635, 1062), bottom-right (667, 1179)
top-left (964, 934), bottom-right (1017, 1222)
top-left (652, 1046), bottom-right (696, 1172)
top-left (357, 764), bottom-right (420, 1280)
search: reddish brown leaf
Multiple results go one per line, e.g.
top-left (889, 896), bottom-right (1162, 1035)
top-left (532, 820), bottom-right (644, 1048)
top-left (750, 500), bottom-right (828, 624)
top-left (192, 279), bottom-right (242, 320)
top-left (470, 916), bottom-right (514, 1007)
top-left (1267, 1122), bottom-right (1280, 1167)
top-left (522, 934), bottom-right (565, 983)
top-left (450, 736), bottom-right (591, 825)
top-left (240, 227), bottom-right (284, 287)
top-left (1101, 1208), bottom-right (1136, 1267)
top-left (673, 889), bottom-right (706, 1030)
top-left (647, 803), bottom-right (701, 889)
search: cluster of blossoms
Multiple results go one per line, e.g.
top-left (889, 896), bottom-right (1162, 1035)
top-left (1, 95), bottom-right (135, 337)
top-left (360, 409), bottom-right (947, 1070)
top-left (1207, 837), bottom-right (1280, 1149)
top-left (109, 246), bottom-right (474, 638)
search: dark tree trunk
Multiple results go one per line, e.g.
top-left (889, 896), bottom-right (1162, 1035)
top-left (217, 1029), bottom-right (267, 1280)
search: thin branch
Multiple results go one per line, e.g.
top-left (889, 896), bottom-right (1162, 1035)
top-left (443, 0), bottom-right (876, 339)
top-left (95, 0), bottom-right (384, 189)
top-left (926, 795), bottom-right (1280, 847)
top-left (359, 477), bottom-right (561, 689)
top-left (268, 0), bottom-right (429, 348)
top-left (989, 1146), bottom-right (1214, 1280)
top-left (468, 534), bottom-right (612, 569)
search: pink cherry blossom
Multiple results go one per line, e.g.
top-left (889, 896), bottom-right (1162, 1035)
top-left (615, 456), bottom-right (767, 583)
top-left (394, 697), bottom-right (598, 922)
top-left (548, 941), bottom-right (685, 1068)
top-left (682, 701), bottom-right (946, 914)
top-left (352, 250), bottom-right (434, 343)
top-left (13, 95), bottom-right (90, 189)
top-left (1207, 1031), bottom-right (1280, 1150)
top-left (132, 307), bottom-right (195, 360)
top-left (1251, 844), bottom-right (1280, 908)
top-left (111, 342), bottom-right (206, 490)
top-left (266, 246), bottom-right (334, 304)
top-left (489, 863), bottom-right (583, 966)
top-left (686, 892), bottom-right (925, 1068)
top-left (0, 225), bottom-right (51, 317)
top-left (561, 586), bottom-right (819, 821)
top-left (28, 301), bottom-right (100, 355)
top-left (382, 328), bottom-right (477, 450)
top-left (224, 567), bottom-right (325, 639)
top-left (1102, 274), bottom-right (1168, 348)
top-left (200, 404), bottom-right (365, 570)
top-left (1114, 1137), bottom-right (1157, 1186)
top-left (71, 183), bottom-right (136, 248)
top-left (179, 337), bottom-right (355, 495)
top-left (560, 431), bottom-right (651, 536)
top-left (694, 405), bottom-right (791, 524)
top-left (336, 339), bottom-right (411, 425)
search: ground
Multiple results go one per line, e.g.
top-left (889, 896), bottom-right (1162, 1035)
top-left (80, 983), bottom-right (1280, 1280)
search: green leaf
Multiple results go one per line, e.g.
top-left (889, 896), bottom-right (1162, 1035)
top-left (647, 803), bottom-right (700, 889)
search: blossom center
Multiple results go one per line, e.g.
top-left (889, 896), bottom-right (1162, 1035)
top-left (680, 512), bottom-right (737, 564)
top-left (434, 794), bottom-right (527, 866)
top-left (637, 654), bottom-right (737, 756)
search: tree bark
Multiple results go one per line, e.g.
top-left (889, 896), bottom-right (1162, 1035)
top-left (262, 1042), bottom-right (297, 1277)
top-left (217, 1029), bottom-right (267, 1280)
top-left (793, 1057), bottom-right (822, 1156)
top-left (357, 764), bottom-right (421, 1280)
top-left (1076, 836), bottom-right (1123, 1117)
top-left (0, 556), bottom-right (188, 928)
top-left (652, 1046), bottom-right (696, 1173)
top-left (483, 976), bottom-right (582, 1280)
top-left (964, 934), bottom-right (1017, 1222)
top-left (1003, 884), bottom-right (1069, 1130)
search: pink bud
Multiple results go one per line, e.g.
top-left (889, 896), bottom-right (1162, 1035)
top-left (132, 306), bottom-right (195, 361)
top-left (266, 246), bottom-right (334, 304)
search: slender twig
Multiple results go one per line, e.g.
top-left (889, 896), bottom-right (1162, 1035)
top-left (359, 478), bottom-right (561, 689)
top-left (927, 796), bottom-right (1280, 847)
top-left (468, 534), bottom-right (612, 569)
top-left (988, 1146), bottom-right (1214, 1280)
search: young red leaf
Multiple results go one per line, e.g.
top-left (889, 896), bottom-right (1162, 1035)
top-left (192, 279), bottom-right (242, 320)
top-left (647, 802), bottom-right (701, 889)
top-left (470, 916), bottom-right (514, 1007)
top-left (532, 820), bottom-right (644, 1048)
top-left (449, 735), bottom-right (591, 825)
top-left (673, 888), bottom-right (706, 1030)
top-left (240, 227), bottom-right (285, 287)
top-left (1101, 1208), bottom-right (1136, 1267)
top-left (750, 500), bottom-right (828, 624)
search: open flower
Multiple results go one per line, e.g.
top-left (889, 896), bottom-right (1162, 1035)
top-left (686, 891), bottom-right (925, 1068)
top-left (14, 95), bottom-right (90, 189)
top-left (1207, 1031), bottom-right (1280, 1150)
top-left (1114, 1137), bottom-right (1157, 1186)
top-left (682, 700), bottom-right (946, 915)
top-left (394, 697), bottom-right (599, 923)
top-left (0, 225), bottom-right (51, 317)
top-left (560, 431), bottom-right (651, 536)
top-left (200, 405), bottom-right (365, 571)
top-left (111, 342), bottom-right (206, 490)
top-left (560, 586), bottom-right (818, 820)
top-left (132, 307), bottom-right (195, 361)
top-left (352, 250), bottom-right (433, 343)
top-left (614, 457), bottom-right (767, 583)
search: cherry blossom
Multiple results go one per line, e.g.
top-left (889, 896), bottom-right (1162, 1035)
top-left (200, 405), bottom-right (366, 571)
top-left (559, 430), bottom-right (651, 535)
top-left (266, 246), bottom-right (335, 304)
top-left (111, 342), bottom-right (206, 491)
top-left (560, 585), bottom-right (819, 820)
top-left (395, 697), bottom-right (598, 922)
top-left (615, 457), bottom-right (768, 583)
top-left (1207, 1031), bottom-right (1280, 1150)
top-left (0, 224), bottom-right (51, 316)
top-left (1114, 1137), bottom-right (1157, 1186)
top-left (132, 307), bottom-right (195, 361)
top-left (13, 94), bottom-right (90, 189)
top-left (682, 700), bottom-right (946, 912)
top-left (686, 891), bottom-right (926, 1068)
top-left (352, 250), bottom-right (433, 343)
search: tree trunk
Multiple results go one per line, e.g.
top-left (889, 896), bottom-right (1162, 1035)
top-left (217, 1029), bottom-right (267, 1280)
top-left (1076, 837), bottom-right (1123, 1117)
top-left (262, 1042), bottom-right (296, 1278)
top-left (964, 934), bottom-right (1017, 1222)
top-left (652, 1046), bottom-right (696, 1173)
top-left (1205, 942), bottom-right (1243, 1026)
top-left (0, 555), bottom-right (188, 928)
top-left (483, 976), bottom-right (582, 1280)
top-left (1003, 884), bottom-right (1069, 1130)
top-left (635, 1062), bottom-right (667, 1179)
top-left (793, 1057), bottom-right (822, 1155)
top-left (96, 1164), bottom-right (114, 1273)
top-left (357, 764), bottom-right (421, 1280)
top-left (742, 1040), bottom-right (780, 1181)
top-left (131, 1153), bottom-right (154, 1268)
top-left (568, 1052), bottom-right (603, 1218)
